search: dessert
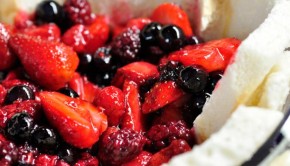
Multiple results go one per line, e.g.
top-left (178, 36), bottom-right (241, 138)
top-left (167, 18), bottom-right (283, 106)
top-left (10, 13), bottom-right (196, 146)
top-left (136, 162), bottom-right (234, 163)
top-left (0, 0), bottom-right (289, 166)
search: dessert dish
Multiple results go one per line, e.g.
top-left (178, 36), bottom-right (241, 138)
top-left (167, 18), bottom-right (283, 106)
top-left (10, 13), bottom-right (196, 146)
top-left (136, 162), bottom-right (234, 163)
top-left (0, 0), bottom-right (289, 166)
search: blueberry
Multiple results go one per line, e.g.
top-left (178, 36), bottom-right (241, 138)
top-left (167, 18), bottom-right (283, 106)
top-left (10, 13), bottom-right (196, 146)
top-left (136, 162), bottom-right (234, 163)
top-left (89, 72), bottom-right (114, 87)
top-left (35, 0), bottom-right (66, 28)
top-left (5, 113), bottom-right (34, 143)
top-left (57, 87), bottom-right (79, 98)
top-left (140, 22), bottom-right (162, 46)
top-left (185, 36), bottom-right (204, 45)
top-left (4, 85), bottom-right (35, 104)
top-left (177, 66), bottom-right (208, 94)
top-left (158, 25), bottom-right (185, 52)
top-left (31, 126), bottom-right (58, 153)
top-left (77, 53), bottom-right (93, 74)
top-left (206, 70), bottom-right (223, 93)
top-left (57, 145), bottom-right (77, 164)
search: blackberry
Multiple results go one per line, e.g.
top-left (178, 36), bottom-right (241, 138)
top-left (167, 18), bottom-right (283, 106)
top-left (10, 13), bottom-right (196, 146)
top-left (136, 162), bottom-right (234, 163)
top-left (63, 0), bottom-right (93, 25)
top-left (92, 47), bottom-right (117, 73)
top-left (145, 120), bottom-right (194, 152)
top-left (5, 113), bottom-right (34, 143)
top-left (158, 61), bottom-right (184, 82)
top-left (58, 87), bottom-right (79, 98)
top-left (98, 128), bottom-right (147, 166)
top-left (177, 66), bottom-right (208, 94)
top-left (158, 25), bottom-right (185, 52)
top-left (30, 126), bottom-right (58, 154)
top-left (111, 27), bottom-right (141, 63)
top-left (34, 0), bottom-right (66, 27)
top-left (4, 85), bottom-right (35, 105)
top-left (140, 22), bottom-right (162, 47)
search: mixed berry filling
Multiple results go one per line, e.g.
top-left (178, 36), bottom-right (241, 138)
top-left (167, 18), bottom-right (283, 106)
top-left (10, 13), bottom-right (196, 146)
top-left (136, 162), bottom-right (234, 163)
top-left (0, 0), bottom-right (241, 165)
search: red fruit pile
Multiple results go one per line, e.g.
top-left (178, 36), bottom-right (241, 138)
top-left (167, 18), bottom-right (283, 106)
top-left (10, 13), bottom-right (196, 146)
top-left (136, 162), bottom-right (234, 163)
top-left (0, 0), bottom-right (241, 165)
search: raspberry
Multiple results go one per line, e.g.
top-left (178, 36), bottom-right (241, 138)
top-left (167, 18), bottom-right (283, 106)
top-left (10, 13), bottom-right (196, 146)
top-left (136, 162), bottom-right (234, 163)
top-left (74, 152), bottom-right (99, 166)
top-left (63, 0), bottom-right (94, 25)
top-left (98, 128), bottom-right (147, 166)
top-left (145, 120), bottom-right (194, 151)
top-left (111, 27), bottom-right (141, 63)
top-left (0, 139), bottom-right (18, 165)
top-left (35, 154), bottom-right (59, 166)
top-left (16, 143), bottom-right (38, 165)
top-left (0, 100), bottom-right (41, 128)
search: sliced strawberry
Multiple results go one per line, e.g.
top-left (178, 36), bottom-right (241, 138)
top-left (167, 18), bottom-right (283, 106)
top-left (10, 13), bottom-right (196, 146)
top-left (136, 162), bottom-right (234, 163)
top-left (62, 16), bottom-right (109, 53)
top-left (68, 73), bottom-right (98, 102)
top-left (0, 85), bottom-right (7, 106)
top-left (147, 139), bottom-right (191, 166)
top-left (150, 3), bottom-right (193, 36)
top-left (168, 38), bottom-right (241, 72)
top-left (121, 80), bottom-right (144, 132)
top-left (39, 91), bottom-right (108, 148)
top-left (112, 61), bottom-right (159, 88)
top-left (94, 86), bottom-right (125, 126)
top-left (126, 18), bottom-right (152, 31)
top-left (142, 81), bottom-right (185, 114)
top-left (85, 16), bottom-right (110, 53)
top-left (0, 100), bottom-right (41, 128)
top-left (9, 34), bottom-right (79, 90)
top-left (154, 94), bottom-right (192, 124)
top-left (20, 24), bottom-right (61, 41)
top-left (122, 151), bottom-right (152, 166)
top-left (0, 23), bottom-right (16, 70)
top-left (62, 24), bottom-right (88, 53)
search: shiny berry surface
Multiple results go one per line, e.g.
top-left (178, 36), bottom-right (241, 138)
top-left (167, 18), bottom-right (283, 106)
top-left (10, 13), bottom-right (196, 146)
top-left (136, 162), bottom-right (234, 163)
top-left (5, 113), bottom-right (34, 143)
top-left (140, 22), bottom-right (162, 46)
top-left (177, 66), bottom-right (208, 94)
top-left (58, 87), bottom-right (79, 98)
top-left (30, 126), bottom-right (58, 153)
top-left (158, 25), bottom-right (185, 52)
top-left (4, 85), bottom-right (35, 104)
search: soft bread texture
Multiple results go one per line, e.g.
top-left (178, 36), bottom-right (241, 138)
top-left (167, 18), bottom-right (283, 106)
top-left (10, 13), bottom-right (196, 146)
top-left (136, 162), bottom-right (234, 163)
top-left (195, 0), bottom-right (290, 142)
top-left (167, 106), bottom-right (283, 166)
top-left (248, 51), bottom-right (290, 112)
top-left (198, 0), bottom-right (277, 40)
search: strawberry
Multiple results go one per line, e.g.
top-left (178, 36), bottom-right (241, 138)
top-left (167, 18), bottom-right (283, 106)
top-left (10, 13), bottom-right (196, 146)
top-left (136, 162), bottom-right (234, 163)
top-left (62, 16), bottom-right (109, 53)
top-left (0, 100), bottom-right (41, 128)
top-left (150, 3), bottom-right (193, 36)
top-left (68, 73), bottom-right (99, 103)
top-left (62, 24), bottom-right (88, 53)
top-left (154, 94), bottom-right (192, 124)
top-left (39, 91), bottom-right (108, 148)
top-left (122, 151), bottom-right (152, 166)
top-left (168, 38), bottom-right (241, 72)
top-left (14, 10), bottom-right (34, 30)
top-left (112, 62), bottom-right (159, 88)
top-left (35, 154), bottom-right (59, 166)
top-left (0, 23), bottom-right (16, 70)
top-left (126, 18), bottom-right (152, 30)
top-left (147, 139), bottom-right (191, 166)
top-left (0, 85), bottom-right (7, 106)
top-left (94, 86), bottom-right (125, 126)
top-left (20, 24), bottom-right (61, 41)
top-left (9, 34), bottom-right (79, 90)
top-left (121, 80), bottom-right (144, 132)
top-left (142, 81), bottom-right (185, 114)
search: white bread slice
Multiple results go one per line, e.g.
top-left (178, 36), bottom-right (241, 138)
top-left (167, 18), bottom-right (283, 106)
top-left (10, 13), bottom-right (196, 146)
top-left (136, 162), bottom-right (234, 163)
top-left (194, 0), bottom-right (290, 142)
top-left (167, 106), bottom-right (283, 166)
top-left (269, 150), bottom-right (290, 166)
top-left (197, 0), bottom-right (277, 41)
top-left (248, 51), bottom-right (290, 112)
